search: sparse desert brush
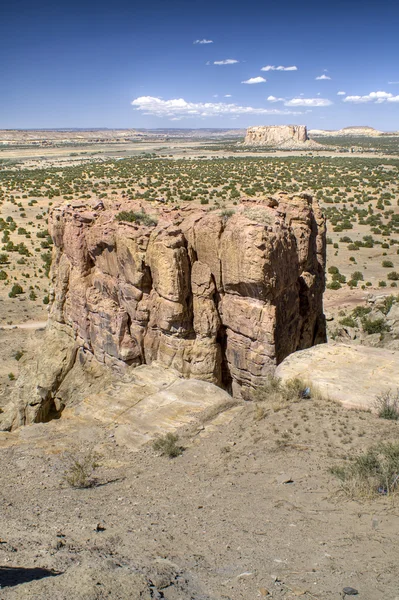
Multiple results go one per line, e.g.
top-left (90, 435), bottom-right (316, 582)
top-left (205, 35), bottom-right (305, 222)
top-left (339, 316), bottom-right (356, 328)
top-left (361, 317), bottom-right (389, 335)
top-left (63, 450), bottom-right (100, 488)
top-left (115, 210), bottom-right (157, 226)
top-left (152, 433), bottom-right (183, 458)
top-left (374, 389), bottom-right (399, 421)
top-left (330, 442), bottom-right (399, 498)
top-left (253, 375), bottom-right (314, 414)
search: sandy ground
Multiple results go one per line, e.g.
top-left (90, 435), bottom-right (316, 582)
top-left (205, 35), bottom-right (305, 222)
top-left (0, 392), bottom-right (399, 599)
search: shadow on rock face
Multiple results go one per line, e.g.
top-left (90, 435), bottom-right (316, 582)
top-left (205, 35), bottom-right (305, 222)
top-left (0, 566), bottom-right (62, 588)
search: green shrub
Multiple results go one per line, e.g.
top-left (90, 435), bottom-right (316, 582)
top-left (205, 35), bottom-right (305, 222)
top-left (382, 260), bottom-right (394, 268)
top-left (115, 210), bottom-right (158, 226)
top-left (387, 271), bottom-right (399, 281)
top-left (0, 269), bottom-right (7, 280)
top-left (352, 305), bottom-right (371, 318)
top-left (347, 279), bottom-right (358, 288)
top-left (362, 317), bottom-right (388, 335)
top-left (8, 284), bottom-right (24, 298)
top-left (339, 316), bottom-right (356, 328)
top-left (351, 271), bottom-right (364, 281)
top-left (381, 295), bottom-right (396, 315)
top-left (327, 280), bottom-right (341, 290)
top-left (328, 266), bottom-right (339, 274)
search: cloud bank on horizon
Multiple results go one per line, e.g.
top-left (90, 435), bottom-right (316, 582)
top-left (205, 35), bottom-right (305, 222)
top-left (131, 96), bottom-right (302, 119)
top-left (344, 91), bottom-right (399, 103)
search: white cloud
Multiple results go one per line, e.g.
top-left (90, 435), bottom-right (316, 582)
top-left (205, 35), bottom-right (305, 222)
top-left (285, 97), bottom-right (332, 107)
top-left (261, 65), bottom-right (297, 71)
top-left (131, 96), bottom-right (302, 119)
top-left (267, 95), bottom-right (331, 107)
top-left (213, 59), bottom-right (239, 65)
top-left (343, 90), bottom-right (398, 104)
top-left (224, 94), bottom-right (232, 97)
top-left (267, 95), bottom-right (284, 103)
top-left (242, 76), bottom-right (266, 84)
top-left (194, 39), bottom-right (213, 44)
top-left (337, 91), bottom-right (346, 95)
top-left (315, 74), bottom-right (331, 80)
top-left (388, 81), bottom-right (399, 84)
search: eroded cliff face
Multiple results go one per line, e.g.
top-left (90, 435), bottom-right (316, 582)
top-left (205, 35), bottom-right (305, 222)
top-left (244, 125), bottom-right (309, 147)
top-left (0, 192), bottom-right (326, 428)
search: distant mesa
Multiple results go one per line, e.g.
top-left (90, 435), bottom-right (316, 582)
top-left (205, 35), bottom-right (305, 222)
top-left (244, 125), bottom-right (321, 148)
top-left (309, 126), bottom-right (398, 137)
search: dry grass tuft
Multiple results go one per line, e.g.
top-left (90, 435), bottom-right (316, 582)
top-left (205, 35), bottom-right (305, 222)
top-left (152, 433), bottom-right (184, 458)
top-left (330, 442), bottom-right (399, 498)
top-left (252, 375), bottom-right (319, 415)
top-left (63, 450), bottom-right (100, 488)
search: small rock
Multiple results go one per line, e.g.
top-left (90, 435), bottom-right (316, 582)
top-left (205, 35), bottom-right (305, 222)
top-left (343, 587), bottom-right (359, 596)
top-left (291, 587), bottom-right (307, 596)
top-left (95, 522), bottom-right (106, 532)
top-left (276, 474), bottom-right (294, 484)
top-left (259, 588), bottom-right (270, 597)
top-left (237, 571), bottom-right (254, 580)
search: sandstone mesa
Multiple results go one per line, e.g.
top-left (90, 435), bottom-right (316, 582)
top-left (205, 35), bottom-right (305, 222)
top-left (244, 125), bottom-right (321, 148)
top-left (0, 191), bottom-right (326, 429)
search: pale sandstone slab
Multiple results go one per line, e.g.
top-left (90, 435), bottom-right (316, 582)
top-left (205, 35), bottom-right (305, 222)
top-left (275, 343), bottom-right (399, 410)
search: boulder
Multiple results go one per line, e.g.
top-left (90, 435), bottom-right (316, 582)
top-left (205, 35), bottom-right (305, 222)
top-left (275, 343), bottom-right (399, 410)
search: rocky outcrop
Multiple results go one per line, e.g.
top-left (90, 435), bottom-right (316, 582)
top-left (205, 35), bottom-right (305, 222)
top-left (1, 191), bottom-right (326, 428)
top-left (276, 343), bottom-right (399, 410)
top-left (244, 125), bottom-right (311, 147)
top-left (326, 294), bottom-right (399, 351)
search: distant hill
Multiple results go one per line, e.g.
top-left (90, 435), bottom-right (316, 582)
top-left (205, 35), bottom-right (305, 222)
top-left (309, 126), bottom-right (399, 137)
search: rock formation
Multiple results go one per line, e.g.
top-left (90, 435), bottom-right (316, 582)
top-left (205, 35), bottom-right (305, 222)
top-left (276, 343), bottom-right (399, 410)
top-left (0, 191), bottom-right (326, 429)
top-left (309, 126), bottom-right (390, 137)
top-left (244, 125), bottom-right (311, 147)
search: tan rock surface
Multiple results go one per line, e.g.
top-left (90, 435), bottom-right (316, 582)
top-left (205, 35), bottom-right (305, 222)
top-left (1, 191), bottom-right (326, 428)
top-left (244, 125), bottom-right (321, 148)
top-left (275, 343), bottom-right (399, 410)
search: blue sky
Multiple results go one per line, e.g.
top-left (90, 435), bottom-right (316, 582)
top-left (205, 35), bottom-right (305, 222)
top-left (1, 0), bottom-right (399, 130)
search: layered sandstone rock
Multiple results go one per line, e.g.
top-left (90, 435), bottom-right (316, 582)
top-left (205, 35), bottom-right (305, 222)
top-left (276, 343), bottom-right (399, 410)
top-left (244, 125), bottom-right (309, 147)
top-left (1, 191), bottom-right (326, 428)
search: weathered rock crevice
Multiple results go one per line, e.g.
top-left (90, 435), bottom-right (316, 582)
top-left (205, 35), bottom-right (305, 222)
top-left (0, 191), bottom-right (326, 429)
